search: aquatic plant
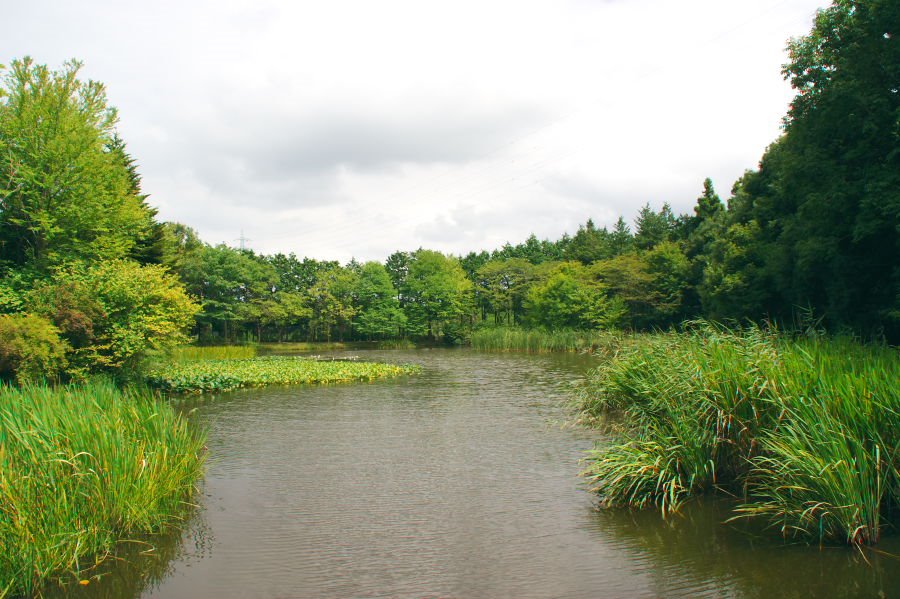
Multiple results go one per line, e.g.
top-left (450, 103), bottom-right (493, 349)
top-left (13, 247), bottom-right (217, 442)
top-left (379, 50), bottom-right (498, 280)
top-left (147, 356), bottom-right (420, 393)
top-left (470, 327), bottom-right (622, 354)
top-left (0, 380), bottom-right (206, 596)
top-left (732, 339), bottom-right (900, 545)
top-left (167, 345), bottom-right (258, 362)
top-left (257, 341), bottom-right (349, 353)
top-left (374, 339), bottom-right (417, 350)
top-left (576, 323), bottom-right (900, 545)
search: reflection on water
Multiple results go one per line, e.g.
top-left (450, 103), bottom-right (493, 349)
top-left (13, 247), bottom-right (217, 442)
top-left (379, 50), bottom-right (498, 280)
top-left (49, 349), bottom-right (900, 598)
top-left (40, 512), bottom-right (213, 599)
top-left (588, 498), bottom-right (900, 598)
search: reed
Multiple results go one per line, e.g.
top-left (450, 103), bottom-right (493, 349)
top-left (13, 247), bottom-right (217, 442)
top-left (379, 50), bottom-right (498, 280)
top-left (0, 380), bottom-right (205, 596)
top-left (167, 345), bottom-right (257, 362)
top-left (257, 341), bottom-right (349, 353)
top-left (576, 323), bottom-right (900, 545)
top-left (470, 327), bottom-right (621, 353)
top-left (146, 356), bottom-right (420, 393)
top-left (374, 339), bottom-right (417, 350)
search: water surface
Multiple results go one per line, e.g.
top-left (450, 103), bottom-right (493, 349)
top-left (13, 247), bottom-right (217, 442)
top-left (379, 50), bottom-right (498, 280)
top-left (55, 349), bottom-right (900, 598)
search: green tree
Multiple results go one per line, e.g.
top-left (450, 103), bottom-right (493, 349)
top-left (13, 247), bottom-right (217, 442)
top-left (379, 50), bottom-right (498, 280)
top-left (491, 233), bottom-right (568, 264)
top-left (708, 0), bottom-right (900, 338)
top-left (634, 203), bottom-right (677, 250)
top-left (683, 178), bottom-right (727, 317)
top-left (593, 253), bottom-right (682, 330)
top-left (698, 221), bottom-right (771, 321)
top-left (160, 222), bottom-right (205, 280)
top-left (180, 245), bottom-right (278, 342)
top-left (354, 262), bottom-right (406, 339)
top-left (306, 265), bottom-right (357, 341)
top-left (404, 250), bottom-right (473, 341)
top-left (778, 0), bottom-right (899, 337)
top-left (475, 258), bottom-right (536, 325)
top-left (385, 251), bottom-right (411, 289)
top-left (0, 58), bottom-right (155, 274)
top-left (693, 178), bottom-right (724, 223)
top-left (106, 134), bottom-right (167, 266)
top-left (566, 219), bottom-right (612, 264)
top-left (644, 241), bottom-right (691, 324)
top-left (524, 262), bottom-right (622, 329)
top-left (272, 291), bottom-right (312, 341)
top-left (609, 217), bottom-right (634, 256)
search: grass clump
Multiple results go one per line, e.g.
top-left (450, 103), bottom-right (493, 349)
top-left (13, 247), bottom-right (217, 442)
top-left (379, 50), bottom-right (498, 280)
top-left (470, 327), bottom-right (621, 353)
top-left (147, 356), bottom-right (420, 393)
top-left (575, 322), bottom-right (900, 546)
top-left (0, 380), bottom-right (205, 596)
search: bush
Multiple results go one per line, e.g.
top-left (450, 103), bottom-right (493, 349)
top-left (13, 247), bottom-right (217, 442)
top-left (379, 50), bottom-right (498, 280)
top-left (29, 260), bottom-right (201, 376)
top-left (0, 314), bottom-right (67, 383)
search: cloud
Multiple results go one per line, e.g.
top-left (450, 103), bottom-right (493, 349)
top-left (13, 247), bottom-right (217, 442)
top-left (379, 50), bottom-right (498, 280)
top-left (193, 102), bottom-right (544, 176)
top-left (1, 0), bottom-right (831, 263)
top-left (145, 98), bottom-right (547, 215)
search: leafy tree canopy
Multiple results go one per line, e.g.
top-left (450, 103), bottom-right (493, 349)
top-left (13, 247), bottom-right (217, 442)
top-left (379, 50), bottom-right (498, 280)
top-left (0, 58), bottom-right (156, 274)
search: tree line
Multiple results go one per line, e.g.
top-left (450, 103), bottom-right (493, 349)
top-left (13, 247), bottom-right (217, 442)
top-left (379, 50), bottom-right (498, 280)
top-left (0, 0), bottom-right (896, 381)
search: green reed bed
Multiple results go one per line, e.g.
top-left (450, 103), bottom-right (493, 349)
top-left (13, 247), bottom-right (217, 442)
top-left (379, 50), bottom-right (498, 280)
top-left (257, 341), bottom-right (350, 353)
top-left (167, 345), bottom-right (257, 362)
top-left (258, 340), bottom-right (418, 352)
top-left (470, 327), bottom-right (622, 353)
top-left (575, 323), bottom-right (900, 546)
top-left (146, 356), bottom-right (420, 393)
top-left (0, 381), bottom-right (205, 596)
top-left (374, 339), bottom-right (417, 350)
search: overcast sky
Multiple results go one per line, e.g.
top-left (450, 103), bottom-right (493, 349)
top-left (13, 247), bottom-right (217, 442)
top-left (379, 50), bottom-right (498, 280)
top-left (4, 0), bottom-right (831, 263)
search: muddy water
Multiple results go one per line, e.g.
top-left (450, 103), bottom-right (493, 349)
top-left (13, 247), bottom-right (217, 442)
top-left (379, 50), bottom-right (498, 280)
top-left (55, 349), bottom-right (900, 598)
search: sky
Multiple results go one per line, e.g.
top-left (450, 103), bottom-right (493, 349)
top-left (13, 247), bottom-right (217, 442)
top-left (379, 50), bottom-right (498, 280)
top-left (3, 0), bottom-right (832, 263)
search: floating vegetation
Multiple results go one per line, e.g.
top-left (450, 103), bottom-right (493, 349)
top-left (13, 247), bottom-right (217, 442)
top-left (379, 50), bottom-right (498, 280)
top-left (0, 380), bottom-right (205, 596)
top-left (470, 327), bottom-right (623, 353)
top-left (575, 322), bottom-right (900, 546)
top-left (147, 356), bottom-right (420, 393)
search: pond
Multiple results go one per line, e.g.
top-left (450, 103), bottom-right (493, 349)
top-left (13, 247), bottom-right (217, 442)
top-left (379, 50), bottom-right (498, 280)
top-left (55, 349), bottom-right (900, 598)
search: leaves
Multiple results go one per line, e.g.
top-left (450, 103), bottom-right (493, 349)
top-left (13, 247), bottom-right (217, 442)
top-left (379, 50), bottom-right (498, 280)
top-left (0, 58), bottom-right (155, 273)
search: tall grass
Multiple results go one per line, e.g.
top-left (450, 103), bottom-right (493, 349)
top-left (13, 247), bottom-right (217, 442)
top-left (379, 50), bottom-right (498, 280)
top-left (257, 341), bottom-right (349, 353)
top-left (575, 322), bottom-right (900, 545)
top-left (471, 327), bottom-right (622, 353)
top-left (167, 345), bottom-right (257, 362)
top-left (0, 381), bottom-right (206, 596)
top-left (374, 339), bottom-right (417, 350)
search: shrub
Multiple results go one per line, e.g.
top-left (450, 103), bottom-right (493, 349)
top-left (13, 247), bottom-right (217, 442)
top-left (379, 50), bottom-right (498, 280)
top-left (29, 260), bottom-right (201, 376)
top-left (0, 314), bottom-right (67, 383)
